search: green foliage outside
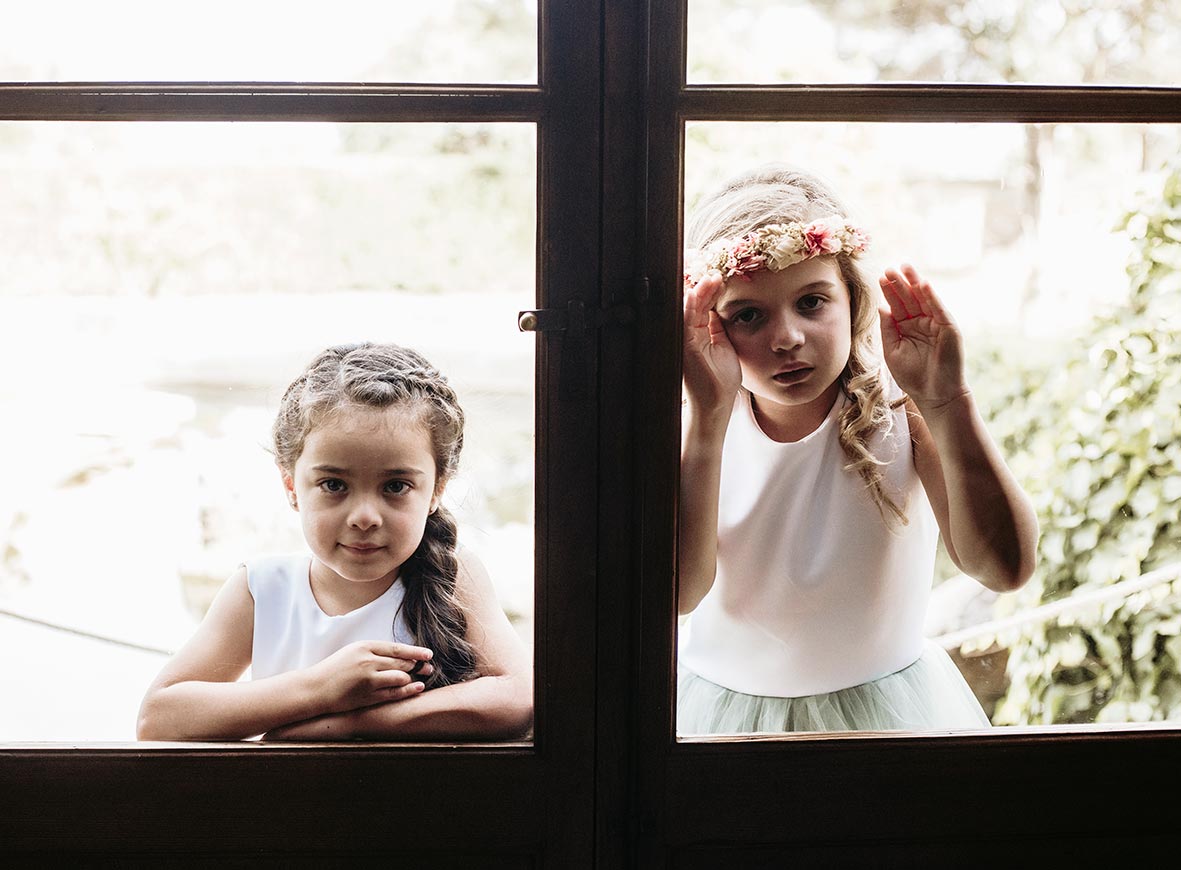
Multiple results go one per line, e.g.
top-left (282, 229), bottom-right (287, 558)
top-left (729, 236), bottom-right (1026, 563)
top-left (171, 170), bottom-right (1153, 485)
top-left (969, 164), bottom-right (1181, 725)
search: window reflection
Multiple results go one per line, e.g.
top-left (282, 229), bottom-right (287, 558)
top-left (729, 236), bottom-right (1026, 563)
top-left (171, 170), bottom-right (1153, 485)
top-left (0, 122), bottom-right (536, 740)
top-left (679, 121), bottom-right (1181, 732)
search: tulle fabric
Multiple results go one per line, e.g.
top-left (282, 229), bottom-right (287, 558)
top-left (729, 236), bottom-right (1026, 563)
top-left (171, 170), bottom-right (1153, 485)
top-left (677, 641), bottom-right (990, 735)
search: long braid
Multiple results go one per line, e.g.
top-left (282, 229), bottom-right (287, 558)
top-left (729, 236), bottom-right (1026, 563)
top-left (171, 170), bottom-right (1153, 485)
top-left (399, 505), bottom-right (477, 686)
top-left (274, 342), bottom-right (479, 687)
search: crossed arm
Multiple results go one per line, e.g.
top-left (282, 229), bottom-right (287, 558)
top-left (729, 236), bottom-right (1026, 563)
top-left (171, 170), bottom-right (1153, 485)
top-left (264, 554), bottom-right (532, 741)
top-left (136, 551), bottom-right (532, 742)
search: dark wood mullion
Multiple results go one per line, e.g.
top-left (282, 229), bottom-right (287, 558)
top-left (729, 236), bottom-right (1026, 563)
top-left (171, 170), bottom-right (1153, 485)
top-left (0, 83), bottom-right (543, 122)
top-left (633, 0), bottom-right (688, 867)
top-left (595, 1), bottom-right (653, 865)
top-left (534, 2), bottom-right (603, 866)
top-left (680, 83), bottom-right (1181, 123)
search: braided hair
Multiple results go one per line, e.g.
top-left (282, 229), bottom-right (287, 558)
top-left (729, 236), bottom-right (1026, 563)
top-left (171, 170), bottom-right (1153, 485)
top-left (273, 342), bottom-right (478, 687)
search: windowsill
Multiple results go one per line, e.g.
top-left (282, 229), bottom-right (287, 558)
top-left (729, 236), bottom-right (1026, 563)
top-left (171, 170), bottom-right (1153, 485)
top-left (676, 720), bottom-right (1181, 745)
top-left (0, 740), bottom-right (535, 751)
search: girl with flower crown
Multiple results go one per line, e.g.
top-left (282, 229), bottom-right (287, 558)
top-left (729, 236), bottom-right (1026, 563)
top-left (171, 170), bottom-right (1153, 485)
top-left (678, 166), bottom-right (1039, 733)
top-left (138, 342), bottom-right (532, 741)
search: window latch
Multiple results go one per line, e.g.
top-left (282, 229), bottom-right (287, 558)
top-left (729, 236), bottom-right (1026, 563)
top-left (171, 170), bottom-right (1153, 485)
top-left (517, 298), bottom-right (634, 334)
top-left (517, 297), bottom-right (636, 400)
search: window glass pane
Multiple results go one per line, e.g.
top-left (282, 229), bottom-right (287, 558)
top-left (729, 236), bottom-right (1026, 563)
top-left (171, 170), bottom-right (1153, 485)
top-left (0, 121), bottom-right (535, 740)
top-left (688, 0), bottom-right (1181, 85)
top-left (2, 1), bottom-right (537, 84)
top-left (680, 120), bottom-right (1181, 733)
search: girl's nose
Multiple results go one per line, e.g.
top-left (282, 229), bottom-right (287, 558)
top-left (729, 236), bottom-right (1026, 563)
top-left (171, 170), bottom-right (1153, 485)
top-left (771, 314), bottom-right (805, 351)
top-left (347, 497), bottom-right (383, 530)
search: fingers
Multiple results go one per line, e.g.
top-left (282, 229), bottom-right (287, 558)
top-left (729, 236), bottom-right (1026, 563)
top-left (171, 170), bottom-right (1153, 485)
top-left (879, 268), bottom-right (919, 321)
top-left (373, 667), bottom-right (428, 701)
top-left (685, 272), bottom-right (733, 355)
top-left (696, 271), bottom-right (725, 311)
top-left (407, 660), bottom-right (434, 678)
top-left (367, 641), bottom-right (433, 663)
top-left (880, 264), bottom-right (949, 324)
top-left (373, 658), bottom-right (435, 678)
top-left (684, 271), bottom-right (724, 329)
top-left (878, 304), bottom-right (900, 347)
top-left (706, 310), bottom-right (732, 348)
top-left (907, 267), bottom-right (954, 326)
top-left (385, 680), bottom-right (427, 701)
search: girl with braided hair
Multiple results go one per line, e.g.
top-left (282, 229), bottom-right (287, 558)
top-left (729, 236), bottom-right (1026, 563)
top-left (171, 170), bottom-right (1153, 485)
top-left (138, 343), bottom-right (531, 741)
top-left (678, 166), bottom-right (1039, 733)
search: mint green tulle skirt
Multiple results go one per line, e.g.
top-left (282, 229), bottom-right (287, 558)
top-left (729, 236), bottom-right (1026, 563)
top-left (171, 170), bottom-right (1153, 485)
top-left (677, 641), bottom-right (990, 735)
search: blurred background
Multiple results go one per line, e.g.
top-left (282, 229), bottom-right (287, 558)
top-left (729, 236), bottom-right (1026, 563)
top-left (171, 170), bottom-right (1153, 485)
top-left (3, 0), bottom-right (1181, 738)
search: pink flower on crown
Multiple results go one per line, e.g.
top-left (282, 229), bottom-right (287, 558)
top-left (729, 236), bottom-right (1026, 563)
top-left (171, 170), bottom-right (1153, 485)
top-left (804, 217), bottom-right (844, 256)
top-left (725, 235), bottom-right (767, 279)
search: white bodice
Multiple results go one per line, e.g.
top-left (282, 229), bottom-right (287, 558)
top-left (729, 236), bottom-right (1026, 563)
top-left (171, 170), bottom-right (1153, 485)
top-left (680, 387), bottom-right (939, 697)
top-left (246, 553), bottom-right (413, 680)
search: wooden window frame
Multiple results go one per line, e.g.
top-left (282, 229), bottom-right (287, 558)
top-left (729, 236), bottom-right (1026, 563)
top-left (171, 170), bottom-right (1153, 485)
top-left (4, 1), bottom-right (1181, 864)
top-left (0, 3), bottom-right (627, 865)
top-left (630, 0), bottom-right (1181, 862)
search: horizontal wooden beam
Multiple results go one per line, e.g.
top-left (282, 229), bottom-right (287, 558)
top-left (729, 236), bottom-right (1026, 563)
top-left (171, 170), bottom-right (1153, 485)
top-left (0, 83), bottom-right (545, 122)
top-left (0, 744), bottom-right (538, 853)
top-left (668, 725), bottom-right (1181, 848)
top-left (680, 83), bottom-right (1181, 123)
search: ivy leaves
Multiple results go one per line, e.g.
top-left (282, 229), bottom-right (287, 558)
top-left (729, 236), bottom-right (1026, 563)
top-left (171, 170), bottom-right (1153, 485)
top-left (978, 162), bottom-right (1181, 725)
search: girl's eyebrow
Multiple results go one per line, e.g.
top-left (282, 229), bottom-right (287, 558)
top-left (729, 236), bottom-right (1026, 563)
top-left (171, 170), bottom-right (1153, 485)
top-left (717, 280), bottom-right (835, 314)
top-left (717, 297), bottom-right (757, 315)
top-left (795, 279), bottom-right (836, 294)
top-left (311, 464), bottom-right (428, 477)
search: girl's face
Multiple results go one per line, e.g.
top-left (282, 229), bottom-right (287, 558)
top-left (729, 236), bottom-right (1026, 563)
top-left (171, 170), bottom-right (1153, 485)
top-left (282, 403), bottom-right (440, 601)
top-left (715, 257), bottom-right (853, 438)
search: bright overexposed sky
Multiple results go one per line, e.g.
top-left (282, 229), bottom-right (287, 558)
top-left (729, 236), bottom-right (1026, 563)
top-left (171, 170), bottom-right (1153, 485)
top-left (2, 1), bottom-right (536, 82)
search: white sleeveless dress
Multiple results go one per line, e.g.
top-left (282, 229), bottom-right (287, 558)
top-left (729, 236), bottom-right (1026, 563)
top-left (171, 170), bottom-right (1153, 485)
top-left (245, 553), bottom-right (414, 680)
top-left (678, 387), bottom-right (989, 734)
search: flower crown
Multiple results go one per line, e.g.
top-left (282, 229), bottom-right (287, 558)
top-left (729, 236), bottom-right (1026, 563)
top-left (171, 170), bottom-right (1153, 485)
top-left (684, 215), bottom-right (870, 287)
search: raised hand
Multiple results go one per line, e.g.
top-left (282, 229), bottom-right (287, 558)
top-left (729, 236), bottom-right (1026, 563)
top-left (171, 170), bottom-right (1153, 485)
top-left (310, 640), bottom-right (434, 715)
top-left (683, 271), bottom-right (742, 416)
top-left (878, 264), bottom-right (968, 409)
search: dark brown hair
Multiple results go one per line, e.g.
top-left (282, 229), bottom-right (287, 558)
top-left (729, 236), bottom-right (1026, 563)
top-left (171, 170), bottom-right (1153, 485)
top-left (273, 342), bottom-right (477, 686)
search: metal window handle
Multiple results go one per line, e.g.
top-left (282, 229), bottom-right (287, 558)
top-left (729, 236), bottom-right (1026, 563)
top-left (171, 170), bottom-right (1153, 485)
top-left (517, 299), bottom-right (634, 334)
top-left (517, 298), bottom-right (636, 400)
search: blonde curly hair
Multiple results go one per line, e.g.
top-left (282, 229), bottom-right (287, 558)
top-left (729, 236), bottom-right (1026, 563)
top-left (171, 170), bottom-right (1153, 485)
top-left (686, 165), bottom-right (907, 525)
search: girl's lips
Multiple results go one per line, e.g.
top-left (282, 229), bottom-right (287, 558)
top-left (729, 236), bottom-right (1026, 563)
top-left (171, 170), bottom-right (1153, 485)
top-left (772, 367), bottom-right (812, 384)
top-left (341, 544), bottom-right (384, 554)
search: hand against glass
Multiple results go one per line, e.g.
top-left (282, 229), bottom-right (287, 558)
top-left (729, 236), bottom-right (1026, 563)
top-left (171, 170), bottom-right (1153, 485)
top-left (683, 271), bottom-right (742, 415)
top-left (878, 265), bottom-right (969, 410)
